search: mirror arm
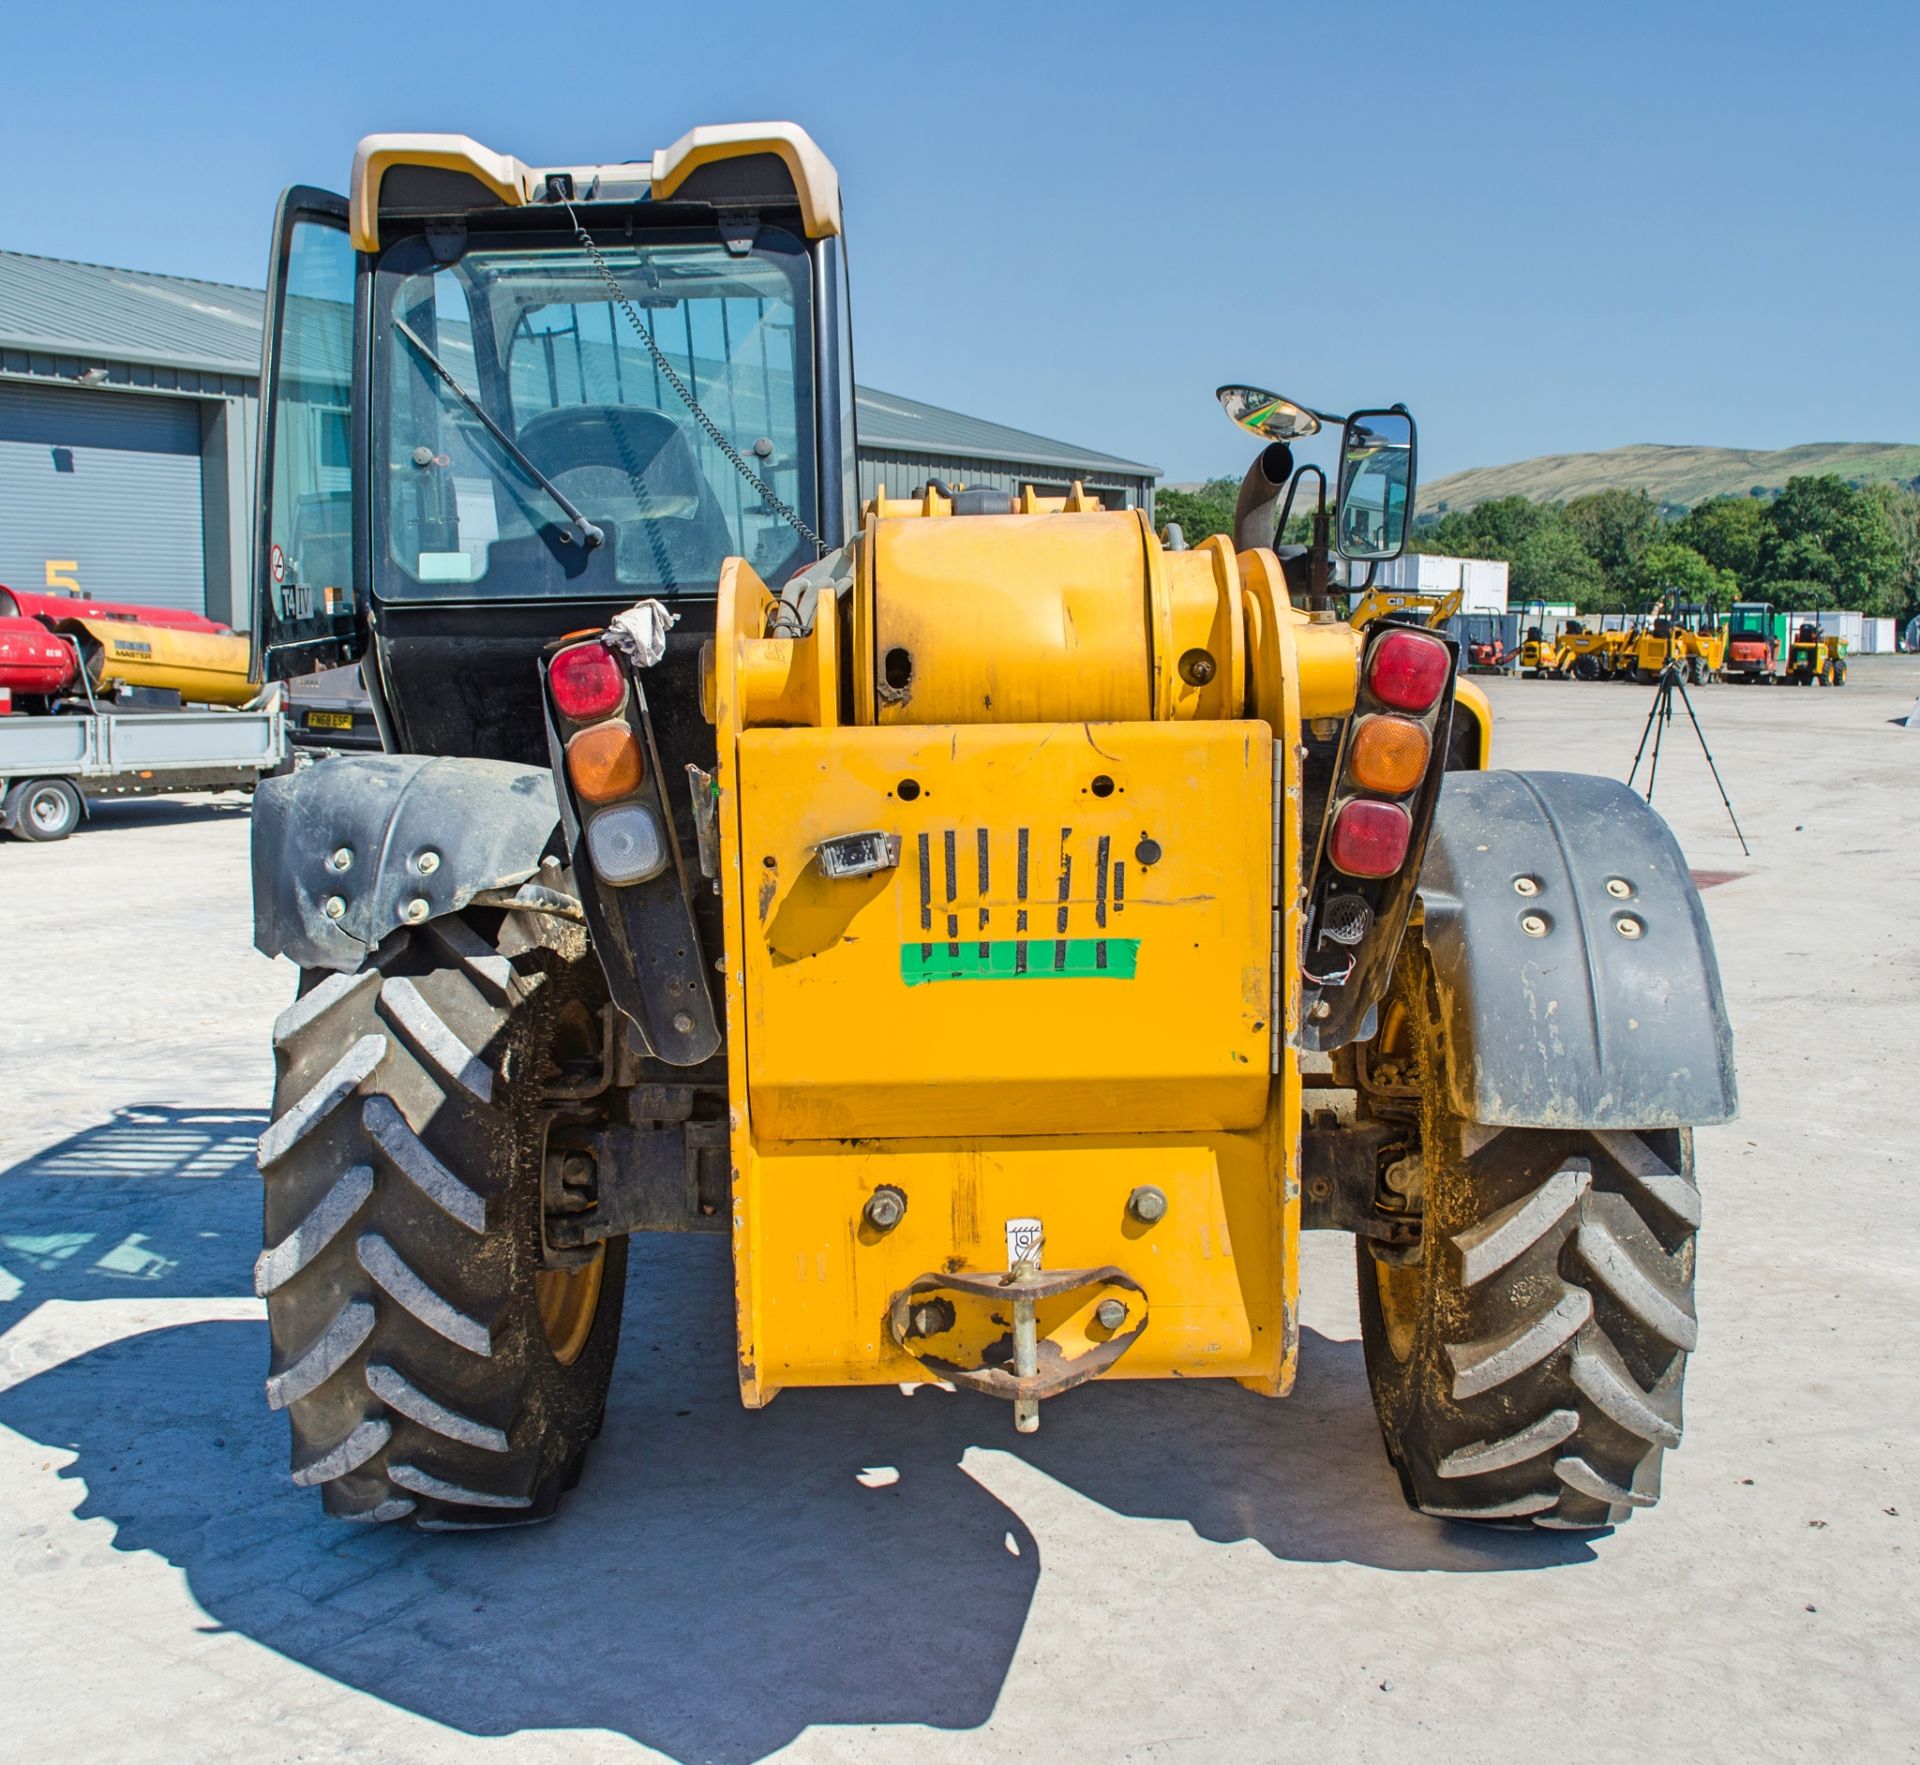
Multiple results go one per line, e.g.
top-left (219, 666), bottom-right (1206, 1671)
top-left (1310, 500), bottom-right (1333, 601)
top-left (1233, 442), bottom-right (1297, 553)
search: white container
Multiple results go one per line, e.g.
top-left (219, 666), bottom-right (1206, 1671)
top-left (1789, 610), bottom-right (1866, 651)
top-left (1367, 552), bottom-right (1509, 614)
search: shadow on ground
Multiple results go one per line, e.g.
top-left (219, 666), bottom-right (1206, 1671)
top-left (0, 1105), bottom-right (264, 1322)
top-left (0, 1106), bottom-right (1594, 1763)
top-left (81, 796), bottom-right (255, 832)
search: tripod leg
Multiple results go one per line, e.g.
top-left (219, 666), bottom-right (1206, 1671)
top-left (1669, 666), bottom-right (1751, 856)
top-left (1646, 676), bottom-right (1669, 803)
top-left (1627, 679), bottom-right (1663, 792)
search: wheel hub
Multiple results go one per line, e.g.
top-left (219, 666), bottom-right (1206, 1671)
top-left (536, 1253), bottom-right (604, 1366)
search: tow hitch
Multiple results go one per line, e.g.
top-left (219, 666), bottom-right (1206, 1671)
top-left (887, 1261), bottom-right (1149, 1432)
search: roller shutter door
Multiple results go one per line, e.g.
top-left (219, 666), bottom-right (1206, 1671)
top-left (0, 382), bottom-right (206, 612)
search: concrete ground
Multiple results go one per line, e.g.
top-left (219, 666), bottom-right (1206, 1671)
top-left (2, 659), bottom-right (1916, 1763)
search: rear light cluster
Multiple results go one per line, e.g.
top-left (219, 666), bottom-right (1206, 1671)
top-left (548, 639), bottom-right (669, 886)
top-left (1324, 629), bottom-right (1449, 880)
top-left (1301, 624), bottom-right (1457, 1048)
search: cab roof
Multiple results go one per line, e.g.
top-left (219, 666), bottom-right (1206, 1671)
top-left (350, 122), bottom-right (842, 252)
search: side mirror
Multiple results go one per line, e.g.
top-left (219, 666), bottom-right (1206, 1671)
top-left (1216, 385), bottom-right (1325, 443)
top-left (1335, 408), bottom-right (1416, 561)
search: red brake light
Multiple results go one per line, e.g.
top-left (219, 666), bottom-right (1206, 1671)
top-left (1329, 799), bottom-right (1411, 878)
top-left (1368, 630), bottom-right (1451, 712)
top-left (549, 642), bottom-right (625, 722)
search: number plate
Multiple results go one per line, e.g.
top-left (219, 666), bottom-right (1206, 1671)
top-left (305, 710), bottom-right (354, 731)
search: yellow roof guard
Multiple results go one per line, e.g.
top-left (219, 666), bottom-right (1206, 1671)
top-left (350, 123), bottom-right (842, 252)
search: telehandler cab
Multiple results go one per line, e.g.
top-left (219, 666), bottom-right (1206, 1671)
top-left (247, 127), bottom-right (1735, 1533)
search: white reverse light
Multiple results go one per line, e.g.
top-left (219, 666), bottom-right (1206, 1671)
top-left (585, 804), bottom-right (668, 885)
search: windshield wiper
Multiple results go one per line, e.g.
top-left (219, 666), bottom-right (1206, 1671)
top-left (392, 317), bottom-right (604, 551)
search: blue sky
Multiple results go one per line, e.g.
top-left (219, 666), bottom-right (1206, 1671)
top-left (3, 0), bottom-right (1912, 483)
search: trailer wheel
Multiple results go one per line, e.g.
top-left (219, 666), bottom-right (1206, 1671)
top-left (1355, 953), bottom-right (1697, 1531)
top-left (5, 777), bottom-right (83, 841)
top-left (256, 909), bottom-right (627, 1528)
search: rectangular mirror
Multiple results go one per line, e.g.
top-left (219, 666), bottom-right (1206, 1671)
top-left (1335, 408), bottom-right (1416, 561)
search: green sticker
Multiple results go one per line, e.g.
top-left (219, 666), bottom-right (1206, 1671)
top-left (900, 938), bottom-right (1141, 985)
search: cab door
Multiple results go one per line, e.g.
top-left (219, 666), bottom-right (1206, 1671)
top-left (252, 188), bottom-right (359, 680)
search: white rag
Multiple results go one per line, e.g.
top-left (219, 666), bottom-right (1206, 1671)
top-left (605, 600), bottom-right (680, 670)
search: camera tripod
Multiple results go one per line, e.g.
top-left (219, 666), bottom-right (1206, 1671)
top-left (1627, 662), bottom-right (1749, 856)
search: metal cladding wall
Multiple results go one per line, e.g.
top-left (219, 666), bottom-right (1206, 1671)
top-left (0, 381), bottom-right (207, 611)
top-left (857, 446), bottom-right (1154, 513)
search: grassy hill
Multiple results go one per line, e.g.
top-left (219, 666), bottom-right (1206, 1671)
top-left (1421, 442), bottom-right (1920, 514)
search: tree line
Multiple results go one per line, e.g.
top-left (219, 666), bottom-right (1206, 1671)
top-left (1154, 474), bottom-right (1920, 618)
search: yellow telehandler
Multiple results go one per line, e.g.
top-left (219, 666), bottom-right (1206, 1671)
top-left (245, 127), bottom-right (1733, 1534)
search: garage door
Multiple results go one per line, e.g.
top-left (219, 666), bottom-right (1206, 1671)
top-left (0, 381), bottom-right (207, 612)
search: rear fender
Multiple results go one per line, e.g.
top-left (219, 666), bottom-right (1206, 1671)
top-left (1448, 676), bottom-right (1492, 769)
top-left (1413, 769), bottom-right (1737, 1128)
top-left (251, 753), bottom-right (560, 970)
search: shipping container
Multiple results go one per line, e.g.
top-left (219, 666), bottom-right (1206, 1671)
top-left (1368, 552), bottom-right (1509, 613)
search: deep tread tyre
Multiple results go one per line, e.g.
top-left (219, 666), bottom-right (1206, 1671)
top-left (258, 910), bottom-right (626, 1528)
top-left (1358, 1126), bottom-right (1696, 1530)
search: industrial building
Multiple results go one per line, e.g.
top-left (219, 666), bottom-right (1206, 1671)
top-left (850, 385), bottom-right (1157, 512)
top-left (0, 250), bottom-right (1157, 624)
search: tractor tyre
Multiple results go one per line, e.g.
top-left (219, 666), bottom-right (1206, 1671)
top-left (256, 908), bottom-right (627, 1529)
top-left (1573, 655), bottom-right (1601, 682)
top-left (1355, 947), bottom-right (1697, 1531)
top-left (1357, 1127), bottom-right (1696, 1530)
top-left (1832, 659), bottom-right (1848, 686)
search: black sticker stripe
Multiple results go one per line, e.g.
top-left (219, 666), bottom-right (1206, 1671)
top-left (917, 830), bottom-right (932, 958)
top-left (1113, 860), bottom-right (1126, 914)
top-left (1095, 834), bottom-right (1110, 929)
top-left (977, 827), bottom-right (991, 956)
top-left (1016, 827), bottom-right (1030, 937)
top-left (1055, 828), bottom-right (1072, 971)
top-left (944, 828), bottom-right (958, 950)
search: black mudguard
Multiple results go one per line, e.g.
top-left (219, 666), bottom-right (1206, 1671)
top-left (1414, 769), bottom-right (1737, 1129)
top-left (252, 753), bottom-right (560, 971)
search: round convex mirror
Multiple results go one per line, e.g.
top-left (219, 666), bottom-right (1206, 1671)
top-left (1216, 386), bottom-right (1324, 442)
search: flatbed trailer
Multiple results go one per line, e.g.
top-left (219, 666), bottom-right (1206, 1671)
top-left (0, 702), bottom-right (287, 841)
